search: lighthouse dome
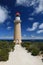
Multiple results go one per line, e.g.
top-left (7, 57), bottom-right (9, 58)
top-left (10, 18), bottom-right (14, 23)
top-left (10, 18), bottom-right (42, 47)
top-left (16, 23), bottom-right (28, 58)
top-left (14, 12), bottom-right (21, 23)
top-left (16, 12), bottom-right (20, 16)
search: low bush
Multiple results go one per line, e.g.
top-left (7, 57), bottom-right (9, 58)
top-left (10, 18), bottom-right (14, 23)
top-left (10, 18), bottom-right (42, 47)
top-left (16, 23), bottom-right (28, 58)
top-left (21, 41), bottom-right (43, 56)
top-left (0, 40), bottom-right (15, 61)
top-left (31, 48), bottom-right (39, 56)
top-left (0, 49), bottom-right (9, 61)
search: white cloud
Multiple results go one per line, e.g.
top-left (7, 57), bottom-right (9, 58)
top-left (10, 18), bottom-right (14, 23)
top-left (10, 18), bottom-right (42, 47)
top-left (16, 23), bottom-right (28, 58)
top-left (16, 0), bottom-right (38, 7)
top-left (16, 0), bottom-right (30, 6)
top-left (0, 36), bottom-right (13, 40)
top-left (37, 30), bottom-right (43, 34)
top-left (16, 0), bottom-right (43, 13)
top-left (0, 6), bottom-right (9, 23)
top-left (31, 35), bottom-right (35, 38)
top-left (22, 36), bottom-right (43, 40)
top-left (27, 22), bottom-right (39, 31)
top-left (37, 23), bottom-right (43, 34)
top-left (7, 22), bottom-right (10, 25)
top-left (7, 26), bottom-right (12, 30)
top-left (30, 12), bottom-right (35, 16)
top-left (28, 17), bottom-right (34, 20)
top-left (23, 34), bottom-right (27, 37)
top-left (35, 0), bottom-right (43, 13)
top-left (39, 23), bottom-right (43, 29)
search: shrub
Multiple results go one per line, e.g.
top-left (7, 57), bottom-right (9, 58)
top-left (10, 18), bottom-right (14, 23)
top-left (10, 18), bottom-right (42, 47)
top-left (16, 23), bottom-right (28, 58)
top-left (31, 48), bottom-right (40, 56)
top-left (0, 40), bottom-right (15, 61)
top-left (21, 41), bottom-right (43, 56)
top-left (41, 51), bottom-right (43, 54)
top-left (0, 49), bottom-right (9, 61)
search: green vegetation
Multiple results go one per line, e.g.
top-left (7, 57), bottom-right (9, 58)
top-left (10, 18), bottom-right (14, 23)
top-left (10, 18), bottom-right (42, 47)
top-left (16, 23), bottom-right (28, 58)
top-left (0, 40), bottom-right (43, 61)
top-left (0, 40), bottom-right (15, 61)
top-left (21, 41), bottom-right (43, 56)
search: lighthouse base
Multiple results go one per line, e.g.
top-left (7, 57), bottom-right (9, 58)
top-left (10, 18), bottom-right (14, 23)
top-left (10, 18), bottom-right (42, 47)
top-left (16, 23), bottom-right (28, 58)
top-left (13, 40), bottom-right (22, 45)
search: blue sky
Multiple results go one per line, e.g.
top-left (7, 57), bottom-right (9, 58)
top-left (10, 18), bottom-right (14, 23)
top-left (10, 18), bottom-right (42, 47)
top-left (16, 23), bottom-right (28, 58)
top-left (0, 0), bottom-right (43, 40)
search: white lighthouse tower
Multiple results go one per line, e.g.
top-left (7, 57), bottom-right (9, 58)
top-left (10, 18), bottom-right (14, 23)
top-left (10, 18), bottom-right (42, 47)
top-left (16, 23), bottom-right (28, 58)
top-left (14, 12), bottom-right (22, 44)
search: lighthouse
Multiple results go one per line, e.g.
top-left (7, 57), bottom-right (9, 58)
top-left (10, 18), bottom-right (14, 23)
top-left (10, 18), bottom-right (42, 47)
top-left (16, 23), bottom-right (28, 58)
top-left (14, 12), bottom-right (22, 44)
